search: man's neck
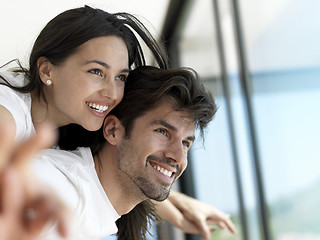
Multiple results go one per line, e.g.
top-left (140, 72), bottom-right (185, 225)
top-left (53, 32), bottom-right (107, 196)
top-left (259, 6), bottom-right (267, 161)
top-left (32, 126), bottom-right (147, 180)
top-left (93, 146), bottom-right (146, 216)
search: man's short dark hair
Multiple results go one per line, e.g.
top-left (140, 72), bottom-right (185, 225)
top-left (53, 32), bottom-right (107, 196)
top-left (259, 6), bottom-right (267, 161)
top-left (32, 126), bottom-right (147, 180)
top-left (58, 66), bottom-right (217, 153)
top-left (111, 66), bottom-right (217, 139)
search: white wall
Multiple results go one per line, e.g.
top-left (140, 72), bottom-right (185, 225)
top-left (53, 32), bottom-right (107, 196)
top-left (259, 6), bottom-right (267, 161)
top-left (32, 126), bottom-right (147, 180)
top-left (1, 0), bottom-right (169, 66)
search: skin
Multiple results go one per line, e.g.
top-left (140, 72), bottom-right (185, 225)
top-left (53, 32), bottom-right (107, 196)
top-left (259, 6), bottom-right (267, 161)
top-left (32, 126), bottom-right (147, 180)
top-left (0, 35), bottom-right (236, 239)
top-left (156, 191), bottom-right (237, 240)
top-left (0, 119), bottom-right (236, 240)
top-left (31, 35), bottom-right (129, 130)
top-left (0, 35), bottom-right (130, 240)
top-left (95, 98), bottom-right (195, 215)
top-left (0, 36), bottom-right (130, 239)
top-left (0, 123), bottom-right (68, 240)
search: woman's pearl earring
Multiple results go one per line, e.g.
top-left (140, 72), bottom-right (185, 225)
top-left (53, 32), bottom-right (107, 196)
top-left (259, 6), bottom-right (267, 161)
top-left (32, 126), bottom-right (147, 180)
top-left (46, 80), bottom-right (52, 85)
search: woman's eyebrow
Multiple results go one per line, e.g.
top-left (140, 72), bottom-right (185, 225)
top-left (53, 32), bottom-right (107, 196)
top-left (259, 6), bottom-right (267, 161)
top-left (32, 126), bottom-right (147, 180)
top-left (85, 60), bottom-right (129, 73)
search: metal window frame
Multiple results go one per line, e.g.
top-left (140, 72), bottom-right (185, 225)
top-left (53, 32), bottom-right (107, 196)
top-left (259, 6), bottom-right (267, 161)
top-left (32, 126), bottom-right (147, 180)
top-left (160, 0), bottom-right (271, 239)
top-left (230, 0), bottom-right (271, 239)
top-left (212, 0), bottom-right (249, 239)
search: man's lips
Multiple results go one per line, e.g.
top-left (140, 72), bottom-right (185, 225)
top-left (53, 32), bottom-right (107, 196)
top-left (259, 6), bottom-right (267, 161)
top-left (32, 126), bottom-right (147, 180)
top-left (147, 155), bottom-right (181, 179)
top-left (149, 161), bottom-right (174, 177)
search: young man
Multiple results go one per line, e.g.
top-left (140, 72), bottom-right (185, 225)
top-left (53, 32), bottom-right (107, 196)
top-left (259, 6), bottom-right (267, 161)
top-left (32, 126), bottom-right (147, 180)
top-left (32, 66), bottom-right (234, 240)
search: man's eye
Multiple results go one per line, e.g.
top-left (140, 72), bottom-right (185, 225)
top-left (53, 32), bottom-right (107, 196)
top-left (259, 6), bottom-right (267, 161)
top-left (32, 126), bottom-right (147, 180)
top-left (156, 128), bottom-right (168, 136)
top-left (88, 69), bottom-right (102, 76)
top-left (182, 141), bottom-right (190, 148)
top-left (115, 74), bottom-right (128, 82)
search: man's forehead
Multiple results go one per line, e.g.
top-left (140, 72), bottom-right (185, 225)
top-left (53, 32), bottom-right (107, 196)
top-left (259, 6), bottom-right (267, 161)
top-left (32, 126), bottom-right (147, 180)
top-left (140, 103), bottom-right (196, 133)
top-left (145, 102), bottom-right (193, 123)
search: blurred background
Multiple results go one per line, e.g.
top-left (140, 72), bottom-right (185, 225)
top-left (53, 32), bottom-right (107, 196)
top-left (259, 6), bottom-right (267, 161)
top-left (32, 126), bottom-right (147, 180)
top-left (2, 0), bottom-right (320, 239)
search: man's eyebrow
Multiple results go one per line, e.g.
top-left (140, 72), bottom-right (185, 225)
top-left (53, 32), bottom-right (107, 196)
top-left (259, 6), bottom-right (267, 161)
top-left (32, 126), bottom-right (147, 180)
top-left (186, 135), bottom-right (195, 143)
top-left (85, 60), bottom-right (129, 73)
top-left (152, 120), bottom-right (177, 131)
top-left (152, 120), bottom-right (195, 143)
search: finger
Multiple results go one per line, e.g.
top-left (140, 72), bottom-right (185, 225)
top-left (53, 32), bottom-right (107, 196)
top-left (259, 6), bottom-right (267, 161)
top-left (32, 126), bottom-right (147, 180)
top-left (0, 124), bottom-right (15, 170)
top-left (12, 124), bottom-right (57, 197)
top-left (179, 218), bottom-right (201, 234)
top-left (34, 123), bottom-right (58, 150)
top-left (25, 193), bottom-right (69, 238)
top-left (24, 195), bottom-right (54, 235)
top-left (224, 217), bottom-right (237, 234)
top-left (12, 123), bottom-right (57, 168)
top-left (212, 218), bottom-right (237, 234)
top-left (208, 224), bottom-right (217, 232)
top-left (217, 221), bottom-right (227, 230)
top-left (1, 168), bottom-right (24, 218)
top-left (56, 215), bottom-right (69, 238)
top-left (195, 218), bottom-right (211, 240)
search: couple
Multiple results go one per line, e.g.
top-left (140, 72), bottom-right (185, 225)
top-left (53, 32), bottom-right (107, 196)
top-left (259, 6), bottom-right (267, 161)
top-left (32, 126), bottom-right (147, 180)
top-left (0, 5), bottom-right (236, 240)
top-left (0, 65), bottom-right (235, 240)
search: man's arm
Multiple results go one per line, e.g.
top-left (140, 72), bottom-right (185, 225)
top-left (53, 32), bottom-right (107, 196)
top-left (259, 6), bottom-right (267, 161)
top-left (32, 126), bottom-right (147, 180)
top-left (154, 190), bottom-right (237, 240)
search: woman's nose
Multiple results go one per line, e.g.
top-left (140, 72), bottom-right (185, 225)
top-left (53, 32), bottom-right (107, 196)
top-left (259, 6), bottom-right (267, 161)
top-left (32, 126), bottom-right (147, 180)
top-left (101, 79), bottom-right (118, 101)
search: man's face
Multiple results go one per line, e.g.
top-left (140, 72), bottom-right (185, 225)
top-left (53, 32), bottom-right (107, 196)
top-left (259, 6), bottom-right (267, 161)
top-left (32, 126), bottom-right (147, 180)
top-left (116, 99), bottom-right (195, 201)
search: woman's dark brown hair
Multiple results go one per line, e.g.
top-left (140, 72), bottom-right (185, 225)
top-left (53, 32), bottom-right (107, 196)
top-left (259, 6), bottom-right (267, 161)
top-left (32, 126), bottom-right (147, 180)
top-left (1, 5), bottom-right (168, 103)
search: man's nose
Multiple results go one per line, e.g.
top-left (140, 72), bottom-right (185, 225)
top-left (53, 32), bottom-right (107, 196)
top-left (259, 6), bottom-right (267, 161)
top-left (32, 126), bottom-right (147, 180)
top-left (164, 140), bottom-right (187, 167)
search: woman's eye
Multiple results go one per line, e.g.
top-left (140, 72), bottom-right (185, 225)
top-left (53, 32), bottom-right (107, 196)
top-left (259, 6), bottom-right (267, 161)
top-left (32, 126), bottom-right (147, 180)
top-left (88, 69), bottom-right (103, 77)
top-left (115, 74), bottom-right (128, 82)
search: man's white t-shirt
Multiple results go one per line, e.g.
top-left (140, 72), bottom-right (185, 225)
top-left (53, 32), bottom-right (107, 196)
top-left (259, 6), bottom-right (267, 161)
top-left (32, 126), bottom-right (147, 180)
top-left (33, 147), bottom-right (120, 240)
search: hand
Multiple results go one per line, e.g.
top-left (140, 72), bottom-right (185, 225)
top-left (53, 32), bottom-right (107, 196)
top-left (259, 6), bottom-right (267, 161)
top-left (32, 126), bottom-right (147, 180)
top-left (166, 191), bottom-right (237, 240)
top-left (154, 199), bottom-right (201, 234)
top-left (0, 123), bottom-right (68, 240)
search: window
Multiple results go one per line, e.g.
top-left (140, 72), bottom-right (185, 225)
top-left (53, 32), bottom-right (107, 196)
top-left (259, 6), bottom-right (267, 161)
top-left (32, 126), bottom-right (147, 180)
top-left (174, 0), bottom-right (320, 239)
top-left (239, 0), bottom-right (320, 239)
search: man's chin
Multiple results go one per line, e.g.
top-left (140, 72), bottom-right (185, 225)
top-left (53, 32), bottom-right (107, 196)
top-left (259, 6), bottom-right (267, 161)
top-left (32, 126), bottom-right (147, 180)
top-left (147, 190), bottom-right (170, 202)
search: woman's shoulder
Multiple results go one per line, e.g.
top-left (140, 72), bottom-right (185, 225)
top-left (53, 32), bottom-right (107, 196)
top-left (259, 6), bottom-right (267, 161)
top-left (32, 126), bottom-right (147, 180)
top-left (0, 71), bottom-right (30, 104)
top-left (0, 71), bottom-right (33, 142)
top-left (0, 71), bottom-right (27, 87)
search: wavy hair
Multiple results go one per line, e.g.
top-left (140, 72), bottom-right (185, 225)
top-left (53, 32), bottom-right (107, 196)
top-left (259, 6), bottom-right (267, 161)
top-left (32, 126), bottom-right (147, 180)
top-left (0, 5), bottom-right (168, 104)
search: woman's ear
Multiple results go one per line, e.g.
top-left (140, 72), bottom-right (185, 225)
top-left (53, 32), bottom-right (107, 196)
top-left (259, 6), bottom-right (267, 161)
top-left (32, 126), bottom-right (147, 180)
top-left (37, 56), bottom-right (53, 85)
top-left (102, 115), bottom-right (125, 145)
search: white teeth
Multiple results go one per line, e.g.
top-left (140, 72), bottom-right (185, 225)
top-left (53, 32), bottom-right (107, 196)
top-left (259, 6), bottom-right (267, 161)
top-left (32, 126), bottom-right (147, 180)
top-left (87, 102), bottom-right (109, 113)
top-left (153, 165), bottom-right (173, 177)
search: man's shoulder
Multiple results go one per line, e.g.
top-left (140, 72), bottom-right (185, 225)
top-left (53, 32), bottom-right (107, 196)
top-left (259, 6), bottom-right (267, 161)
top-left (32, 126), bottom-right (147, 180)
top-left (37, 147), bottom-right (92, 167)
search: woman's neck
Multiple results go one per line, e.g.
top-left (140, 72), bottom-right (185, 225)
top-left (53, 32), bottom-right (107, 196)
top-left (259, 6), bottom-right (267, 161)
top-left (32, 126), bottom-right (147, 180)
top-left (30, 91), bottom-right (52, 128)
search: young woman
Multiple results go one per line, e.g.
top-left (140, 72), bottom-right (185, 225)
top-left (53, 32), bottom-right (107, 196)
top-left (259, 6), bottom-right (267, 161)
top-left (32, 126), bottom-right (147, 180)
top-left (0, 5), bottom-right (167, 142)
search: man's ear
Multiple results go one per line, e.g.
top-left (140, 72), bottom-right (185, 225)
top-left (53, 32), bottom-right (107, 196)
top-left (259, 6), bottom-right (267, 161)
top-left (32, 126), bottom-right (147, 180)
top-left (102, 115), bottom-right (125, 145)
top-left (37, 56), bottom-right (53, 85)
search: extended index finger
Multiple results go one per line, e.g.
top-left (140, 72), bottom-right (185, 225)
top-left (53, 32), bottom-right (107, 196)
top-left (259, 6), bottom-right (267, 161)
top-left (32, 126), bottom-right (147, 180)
top-left (0, 123), bottom-right (15, 170)
top-left (10, 124), bottom-right (57, 197)
top-left (11, 123), bottom-right (57, 169)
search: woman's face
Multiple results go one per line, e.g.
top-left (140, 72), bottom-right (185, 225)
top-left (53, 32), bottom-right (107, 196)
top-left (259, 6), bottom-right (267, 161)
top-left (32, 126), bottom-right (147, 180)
top-left (45, 36), bottom-right (129, 131)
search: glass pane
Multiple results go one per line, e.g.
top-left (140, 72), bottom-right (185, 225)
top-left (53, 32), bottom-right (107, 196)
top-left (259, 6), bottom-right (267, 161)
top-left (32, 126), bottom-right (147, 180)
top-left (179, 0), bottom-right (244, 239)
top-left (239, 0), bottom-right (320, 239)
top-left (179, 0), bottom-right (220, 78)
top-left (190, 95), bottom-right (243, 240)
